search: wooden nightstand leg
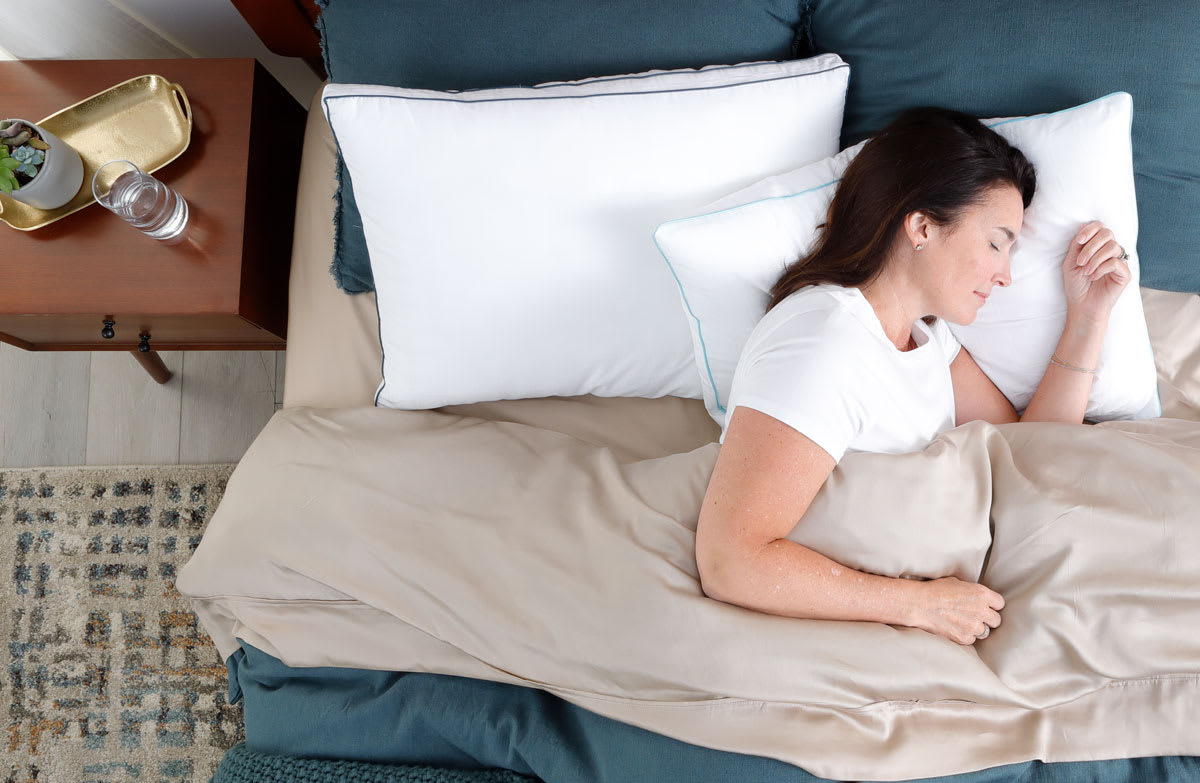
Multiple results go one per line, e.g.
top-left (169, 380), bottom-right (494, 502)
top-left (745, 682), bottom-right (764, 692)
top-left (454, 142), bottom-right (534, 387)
top-left (130, 349), bottom-right (173, 384)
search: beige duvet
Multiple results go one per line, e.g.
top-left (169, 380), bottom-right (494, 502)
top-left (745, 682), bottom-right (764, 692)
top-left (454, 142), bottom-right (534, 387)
top-left (176, 88), bottom-right (1200, 780)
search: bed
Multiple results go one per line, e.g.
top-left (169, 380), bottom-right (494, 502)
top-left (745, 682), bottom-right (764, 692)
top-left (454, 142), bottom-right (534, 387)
top-left (181, 2), bottom-right (1200, 780)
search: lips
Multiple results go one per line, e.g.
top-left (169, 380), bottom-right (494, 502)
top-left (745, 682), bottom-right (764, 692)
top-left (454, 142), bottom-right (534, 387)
top-left (974, 291), bottom-right (988, 303)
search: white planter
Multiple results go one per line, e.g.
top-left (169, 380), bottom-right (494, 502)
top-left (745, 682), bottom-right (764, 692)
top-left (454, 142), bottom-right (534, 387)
top-left (6, 119), bottom-right (85, 210)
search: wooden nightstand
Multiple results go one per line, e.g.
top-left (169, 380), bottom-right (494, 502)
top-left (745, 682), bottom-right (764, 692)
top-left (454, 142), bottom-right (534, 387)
top-left (0, 58), bottom-right (304, 383)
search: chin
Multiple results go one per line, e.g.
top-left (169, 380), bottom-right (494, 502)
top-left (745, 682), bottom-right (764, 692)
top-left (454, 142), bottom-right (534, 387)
top-left (941, 306), bottom-right (977, 326)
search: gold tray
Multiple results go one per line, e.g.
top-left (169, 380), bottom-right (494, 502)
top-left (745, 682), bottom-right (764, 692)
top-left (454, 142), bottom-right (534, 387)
top-left (0, 74), bottom-right (192, 231)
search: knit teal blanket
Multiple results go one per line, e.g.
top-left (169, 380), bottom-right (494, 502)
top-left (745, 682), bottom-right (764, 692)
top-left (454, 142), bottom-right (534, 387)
top-left (211, 743), bottom-right (539, 783)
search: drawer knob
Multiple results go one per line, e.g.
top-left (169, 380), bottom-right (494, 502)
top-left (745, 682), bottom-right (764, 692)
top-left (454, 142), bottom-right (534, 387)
top-left (138, 334), bottom-right (151, 353)
top-left (101, 319), bottom-right (115, 339)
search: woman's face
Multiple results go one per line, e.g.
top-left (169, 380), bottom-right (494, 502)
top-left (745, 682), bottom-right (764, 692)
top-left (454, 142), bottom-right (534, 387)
top-left (919, 185), bottom-right (1024, 325)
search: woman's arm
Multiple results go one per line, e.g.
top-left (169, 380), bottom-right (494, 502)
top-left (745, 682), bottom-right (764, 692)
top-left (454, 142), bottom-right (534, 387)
top-left (950, 316), bottom-right (1104, 425)
top-left (1026, 220), bottom-right (1131, 421)
top-left (697, 406), bottom-right (1004, 645)
top-left (951, 220), bottom-right (1131, 426)
top-left (1019, 314), bottom-right (1106, 422)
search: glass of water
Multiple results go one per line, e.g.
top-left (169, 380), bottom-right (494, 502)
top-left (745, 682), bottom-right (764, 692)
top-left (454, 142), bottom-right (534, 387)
top-left (91, 160), bottom-right (188, 241)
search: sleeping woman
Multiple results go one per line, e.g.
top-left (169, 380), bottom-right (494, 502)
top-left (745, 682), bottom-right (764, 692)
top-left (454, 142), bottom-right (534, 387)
top-left (695, 107), bottom-right (1132, 646)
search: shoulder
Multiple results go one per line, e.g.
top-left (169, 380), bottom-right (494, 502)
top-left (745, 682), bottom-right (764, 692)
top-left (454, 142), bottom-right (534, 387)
top-left (727, 286), bottom-right (876, 439)
top-left (724, 286), bottom-right (876, 457)
top-left (750, 284), bottom-right (868, 352)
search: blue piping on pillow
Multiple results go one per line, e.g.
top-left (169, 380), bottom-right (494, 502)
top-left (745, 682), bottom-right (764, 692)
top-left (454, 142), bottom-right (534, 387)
top-left (984, 91), bottom-right (1129, 129)
top-left (658, 91), bottom-right (1132, 417)
top-left (653, 177), bottom-right (839, 413)
top-left (652, 231), bottom-right (726, 414)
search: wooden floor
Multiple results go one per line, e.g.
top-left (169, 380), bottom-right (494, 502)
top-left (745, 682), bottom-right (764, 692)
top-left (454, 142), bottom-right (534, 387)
top-left (0, 344), bottom-right (283, 467)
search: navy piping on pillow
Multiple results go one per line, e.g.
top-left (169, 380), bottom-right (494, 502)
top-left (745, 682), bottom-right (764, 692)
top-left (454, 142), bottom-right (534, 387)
top-left (323, 63), bottom-right (849, 110)
top-left (372, 281), bottom-right (386, 407)
top-left (321, 60), bottom-right (850, 409)
top-left (466, 60), bottom-right (825, 92)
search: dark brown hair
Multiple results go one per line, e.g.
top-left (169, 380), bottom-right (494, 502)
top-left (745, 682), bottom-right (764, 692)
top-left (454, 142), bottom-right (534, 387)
top-left (766, 107), bottom-right (1037, 314)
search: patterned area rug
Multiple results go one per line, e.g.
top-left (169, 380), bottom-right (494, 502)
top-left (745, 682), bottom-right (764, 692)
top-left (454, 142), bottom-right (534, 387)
top-left (1, 464), bottom-right (243, 783)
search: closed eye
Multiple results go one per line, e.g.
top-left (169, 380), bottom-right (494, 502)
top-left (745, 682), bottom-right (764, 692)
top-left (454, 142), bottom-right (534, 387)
top-left (990, 243), bottom-right (999, 252)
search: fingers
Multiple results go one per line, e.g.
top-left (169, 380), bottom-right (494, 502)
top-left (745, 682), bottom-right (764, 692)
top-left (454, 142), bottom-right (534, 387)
top-left (1073, 220), bottom-right (1106, 249)
top-left (963, 611), bottom-right (1002, 644)
top-left (955, 627), bottom-right (989, 646)
top-left (1074, 226), bottom-right (1119, 272)
top-left (1063, 220), bottom-right (1105, 270)
top-left (919, 579), bottom-right (1006, 646)
top-left (987, 589), bottom-right (1005, 611)
top-left (954, 591), bottom-right (1005, 646)
top-left (1087, 257), bottom-right (1132, 287)
top-left (1063, 231), bottom-right (1084, 268)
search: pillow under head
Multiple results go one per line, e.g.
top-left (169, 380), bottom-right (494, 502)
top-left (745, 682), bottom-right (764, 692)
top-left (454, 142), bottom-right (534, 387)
top-left (654, 93), bottom-right (1159, 427)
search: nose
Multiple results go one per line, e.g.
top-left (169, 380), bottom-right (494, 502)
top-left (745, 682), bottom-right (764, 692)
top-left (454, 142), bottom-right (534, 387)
top-left (994, 254), bottom-right (1013, 288)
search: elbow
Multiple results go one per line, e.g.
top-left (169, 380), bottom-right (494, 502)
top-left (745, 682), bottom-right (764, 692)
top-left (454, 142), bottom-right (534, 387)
top-left (697, 555), bottom-right (731, 602)
top-left (695, 531), bottom-right (745, 604)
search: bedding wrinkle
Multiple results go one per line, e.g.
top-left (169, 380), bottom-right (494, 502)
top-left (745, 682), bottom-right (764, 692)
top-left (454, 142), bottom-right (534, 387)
top-left (178, 401), bottom-right (1200, 778)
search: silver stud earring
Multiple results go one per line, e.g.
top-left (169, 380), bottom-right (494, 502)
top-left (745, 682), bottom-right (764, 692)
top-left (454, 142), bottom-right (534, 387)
top-left (915, 244), bottom-right (923, 251)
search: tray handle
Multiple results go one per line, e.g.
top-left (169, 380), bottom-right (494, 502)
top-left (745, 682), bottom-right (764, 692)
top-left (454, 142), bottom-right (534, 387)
top-left (169, 82), bottom-right (192, 128)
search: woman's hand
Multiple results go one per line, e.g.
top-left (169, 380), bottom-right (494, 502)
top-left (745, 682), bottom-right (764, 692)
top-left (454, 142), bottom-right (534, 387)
top-left (905, 576), bottom-right (1004, 646)
top-left (1062, 220), bottom-right (1131, 324)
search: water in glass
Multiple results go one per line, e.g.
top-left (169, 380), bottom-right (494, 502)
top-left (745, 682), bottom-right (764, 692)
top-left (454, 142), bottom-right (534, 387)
top-left (106, 170), bottom-right (189, 240)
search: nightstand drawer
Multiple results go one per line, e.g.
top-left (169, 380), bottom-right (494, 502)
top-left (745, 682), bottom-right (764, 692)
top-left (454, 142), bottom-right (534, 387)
top-left (0, 313), bottom-right (284, 350)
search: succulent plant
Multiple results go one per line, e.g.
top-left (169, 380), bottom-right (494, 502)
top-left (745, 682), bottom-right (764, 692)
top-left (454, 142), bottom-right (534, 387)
top-left (11, 144), bottom-right (43, 177)
top-left (0, 119), bottom-right (52, 192)
top-left (0, 119), bottom-right (32, 146)
top-left (0, 144), bottom-right (19, 194)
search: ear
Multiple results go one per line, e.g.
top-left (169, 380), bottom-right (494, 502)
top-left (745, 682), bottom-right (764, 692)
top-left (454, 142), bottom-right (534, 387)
top-left (903, 210), bottom-right (935, 250)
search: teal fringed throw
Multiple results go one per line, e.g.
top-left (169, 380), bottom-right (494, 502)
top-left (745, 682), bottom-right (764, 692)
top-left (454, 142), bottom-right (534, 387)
top-left (211, 742), bottom-right (540, 783)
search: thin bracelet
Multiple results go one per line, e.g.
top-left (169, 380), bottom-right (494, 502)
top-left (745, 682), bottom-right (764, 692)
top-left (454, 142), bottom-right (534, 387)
top-left (1049, 353), bottom-right (1096, 374)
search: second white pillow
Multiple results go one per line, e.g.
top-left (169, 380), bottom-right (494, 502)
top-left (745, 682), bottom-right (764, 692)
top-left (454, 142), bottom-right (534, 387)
top-left (654, 92), bottom-right (1160, 427)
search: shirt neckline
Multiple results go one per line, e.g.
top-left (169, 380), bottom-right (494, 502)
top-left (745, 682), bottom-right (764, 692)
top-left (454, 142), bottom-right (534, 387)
top-left (837, 284), bottom-right (934, 355)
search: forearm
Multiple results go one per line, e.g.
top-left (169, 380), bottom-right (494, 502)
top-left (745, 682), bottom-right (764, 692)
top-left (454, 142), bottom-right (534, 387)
top-left (703, 537), bottom-right (918, 626)
top-left (1020, 313), bottom-right (1107, 423)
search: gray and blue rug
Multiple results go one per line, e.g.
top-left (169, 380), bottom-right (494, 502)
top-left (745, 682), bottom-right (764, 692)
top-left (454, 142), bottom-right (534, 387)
top-left (1, 464), bottom-right (242, 782)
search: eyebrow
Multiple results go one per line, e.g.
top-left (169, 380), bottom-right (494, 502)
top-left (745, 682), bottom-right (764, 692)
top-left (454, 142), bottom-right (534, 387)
top-left (997, 227), bottom-right (1016, 241)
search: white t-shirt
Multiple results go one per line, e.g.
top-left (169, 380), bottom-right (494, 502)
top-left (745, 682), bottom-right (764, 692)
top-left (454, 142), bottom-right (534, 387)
top-left (721, 283), bottom-right (962, 461)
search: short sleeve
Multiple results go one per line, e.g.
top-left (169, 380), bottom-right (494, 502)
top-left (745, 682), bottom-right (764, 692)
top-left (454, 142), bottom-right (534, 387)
top-left (932, 318), bottom-right (962, 364)
top-left (722, 309), bottom-right (872, 462)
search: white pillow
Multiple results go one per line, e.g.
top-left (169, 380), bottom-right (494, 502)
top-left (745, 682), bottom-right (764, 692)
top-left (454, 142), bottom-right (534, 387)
top-left (654, 92), bottom-right (1160, 426)
top-left (322, 56), bottom-right (849, 409)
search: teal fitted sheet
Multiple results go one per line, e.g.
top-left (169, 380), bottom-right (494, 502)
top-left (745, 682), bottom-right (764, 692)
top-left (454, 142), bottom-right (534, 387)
top-left (223, 639), bottom-right (1199, 782)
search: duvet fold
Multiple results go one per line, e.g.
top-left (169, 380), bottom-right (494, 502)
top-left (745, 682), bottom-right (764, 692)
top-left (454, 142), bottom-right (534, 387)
top-left (177, 406), bottom-right (1200, 780)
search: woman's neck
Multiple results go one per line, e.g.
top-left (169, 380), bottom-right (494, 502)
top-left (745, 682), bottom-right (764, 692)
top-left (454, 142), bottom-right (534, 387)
top-left (858, 266), bottom-right (923, 351)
